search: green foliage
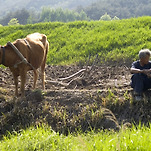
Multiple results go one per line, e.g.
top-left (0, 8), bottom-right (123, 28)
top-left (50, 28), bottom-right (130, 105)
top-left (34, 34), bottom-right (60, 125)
top-left (0, 9), bottom-right (30, 26)
top-left (0, 0), bottom-right (93, 18)
top-left (40, 7), bottom-right (89, 23)
top-left (1, 125), bottom-right (151, 150)
top-left (100, 13), bottom-right (112, 21)
top-left (112, 16), bottom-right (120, 20)
top-left (1, 0), bottom-right (151, 25)
top-left (0, 7), bottom-right (89, 26)
top-left (1, 17), bottom-right (151, 65)
top-left (8, 18), bottom-right (20, 26)
top-left (85, 0), bottom-right (151, 20)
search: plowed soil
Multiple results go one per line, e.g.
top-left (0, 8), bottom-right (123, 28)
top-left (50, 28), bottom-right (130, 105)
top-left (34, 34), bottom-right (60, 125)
top-left (0, 65), bottom-right (151, 138)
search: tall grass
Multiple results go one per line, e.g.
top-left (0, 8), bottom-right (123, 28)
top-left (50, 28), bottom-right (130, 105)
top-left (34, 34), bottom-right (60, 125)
top-left (0, 124), bottom-right (151, 151)
top-left (1, 17), bottom-right (151, 65)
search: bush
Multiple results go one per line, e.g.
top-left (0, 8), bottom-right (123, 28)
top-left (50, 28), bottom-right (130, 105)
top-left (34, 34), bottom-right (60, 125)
top-left (100, 13), bottom-right (112, 21)
top-left (8, 18), bottom-right (20, 26)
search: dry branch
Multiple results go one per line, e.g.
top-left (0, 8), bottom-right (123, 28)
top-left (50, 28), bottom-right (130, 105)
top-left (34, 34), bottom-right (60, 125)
top-left (47, 54), bottom-right (99, 88)
top-left (58, 69), bottom-right (86, 81)
top-left (46, 80), bottom-right (68, 87)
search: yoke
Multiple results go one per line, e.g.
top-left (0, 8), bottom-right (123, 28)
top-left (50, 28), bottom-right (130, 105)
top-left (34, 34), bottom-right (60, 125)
top-left (7, 41), bottom-right (35, 70)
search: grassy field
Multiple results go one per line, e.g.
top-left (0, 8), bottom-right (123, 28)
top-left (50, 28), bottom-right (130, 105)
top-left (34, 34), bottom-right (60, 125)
top-left (0, 124), bottom-right (151, 151)
top-left (1, 17), bottom-right (151, 65)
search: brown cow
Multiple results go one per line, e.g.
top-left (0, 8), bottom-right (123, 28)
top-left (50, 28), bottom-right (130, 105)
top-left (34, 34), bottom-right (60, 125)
top-left (0, 33), bottom-right (49, 97)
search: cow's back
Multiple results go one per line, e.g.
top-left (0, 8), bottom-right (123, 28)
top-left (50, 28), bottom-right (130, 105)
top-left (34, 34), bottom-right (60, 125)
top-left (14, 33), bottom-right (48, 70)
top-left (26, 33), bottom-right (47, 48)
top-left (27, 33), bottom-right (48, 69)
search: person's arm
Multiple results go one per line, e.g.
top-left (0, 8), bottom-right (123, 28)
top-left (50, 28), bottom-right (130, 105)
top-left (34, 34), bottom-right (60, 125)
top-left (130, 67), bottom-right (143, 74)
top-left (130, 67), bottom-right (151, 74)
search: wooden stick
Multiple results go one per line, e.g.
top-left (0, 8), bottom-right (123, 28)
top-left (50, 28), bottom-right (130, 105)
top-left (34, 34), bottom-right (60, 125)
top-left (7, 41), bottom-right (28, 64)
top-left (59, 68), bottom-right (86, 81)
top-left (46, 80), bottom-right (68, 87)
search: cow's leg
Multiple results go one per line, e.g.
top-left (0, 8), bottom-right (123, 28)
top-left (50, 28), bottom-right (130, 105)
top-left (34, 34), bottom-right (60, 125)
top-left (12, 73), bottom-right (19, 97)
top-left (33, 69), bottom-right (38, 89)
top-left (20, 71), bottom-right (27, 97)
top-left (40, 45), bottom-right (48, 90)
top-left (41, 62), bottom-right (46, 90)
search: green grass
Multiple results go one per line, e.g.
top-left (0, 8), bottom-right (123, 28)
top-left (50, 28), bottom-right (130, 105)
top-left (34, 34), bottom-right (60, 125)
top-left (1, 16), bottom-right (151, 65)
top-left (0, 124), bottom-right (151, 151)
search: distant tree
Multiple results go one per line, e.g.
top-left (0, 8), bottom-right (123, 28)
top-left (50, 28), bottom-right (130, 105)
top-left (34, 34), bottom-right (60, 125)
top-left (14, 9), bottom-right (30, 24)
top-left (65, 10), bottom-right (76, 21)
top-left (0, 7), bottom-right (89, 25)
top-left (84, 0), bottom-right (151, 20)
top-left (27, 16), bottom-right (33, 24)
top-left (79, 10), bottom-right (88, 20)
top-left (112, 16), bottom-right (120, 20)
top-left (100, 13), bottom-right (111, 21)
top-left (0, 9), bottom-right (30, 25)
top-left (55, 8), bottom-right (65, 22)
top-left (40, 7), bottom-right (51, 22)
top-left (39, 7), bottom-right (88, 22)
top-left (8, 18), bottom-right (19, 26)
top-left (50, 9), bottom-right (57, 22)
top-left (27, 9), bottom-right (40, 24)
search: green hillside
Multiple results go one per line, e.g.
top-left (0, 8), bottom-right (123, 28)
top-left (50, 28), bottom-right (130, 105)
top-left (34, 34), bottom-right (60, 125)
top-left (1, 16), bottom-right (151, 65)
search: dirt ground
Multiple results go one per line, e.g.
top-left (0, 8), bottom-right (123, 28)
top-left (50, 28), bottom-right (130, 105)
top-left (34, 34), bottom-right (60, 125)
top-left (0, 64), bottom-right (151, 138)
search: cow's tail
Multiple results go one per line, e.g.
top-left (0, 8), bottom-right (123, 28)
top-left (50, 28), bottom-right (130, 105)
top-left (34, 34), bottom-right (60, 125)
top-left (41, 37), bottom-right (49, 90)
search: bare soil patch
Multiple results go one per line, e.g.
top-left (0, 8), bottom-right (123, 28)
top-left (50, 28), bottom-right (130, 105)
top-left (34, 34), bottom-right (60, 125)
top-left (0, 65), bottom-right (151, 138)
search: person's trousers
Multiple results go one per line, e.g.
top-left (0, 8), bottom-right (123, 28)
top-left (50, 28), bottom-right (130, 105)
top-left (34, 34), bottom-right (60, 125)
top-left (131, 73), bottom-right (151, 94)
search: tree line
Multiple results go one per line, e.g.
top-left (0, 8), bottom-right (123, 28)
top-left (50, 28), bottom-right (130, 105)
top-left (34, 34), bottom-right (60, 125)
top-left (0, 8), bottom-right (89, 26)
top-left (83, 0), bottom-right (151, 20)
top-left (1, 0), bottom-right (151, 26)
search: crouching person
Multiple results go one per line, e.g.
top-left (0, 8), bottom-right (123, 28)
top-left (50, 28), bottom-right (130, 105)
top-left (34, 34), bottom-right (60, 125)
top-left (130, 49), bottom-right (151, 101)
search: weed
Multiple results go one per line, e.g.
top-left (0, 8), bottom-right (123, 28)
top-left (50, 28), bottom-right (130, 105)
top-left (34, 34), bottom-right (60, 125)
top-left (124, 90), bottom-right (130, 101)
